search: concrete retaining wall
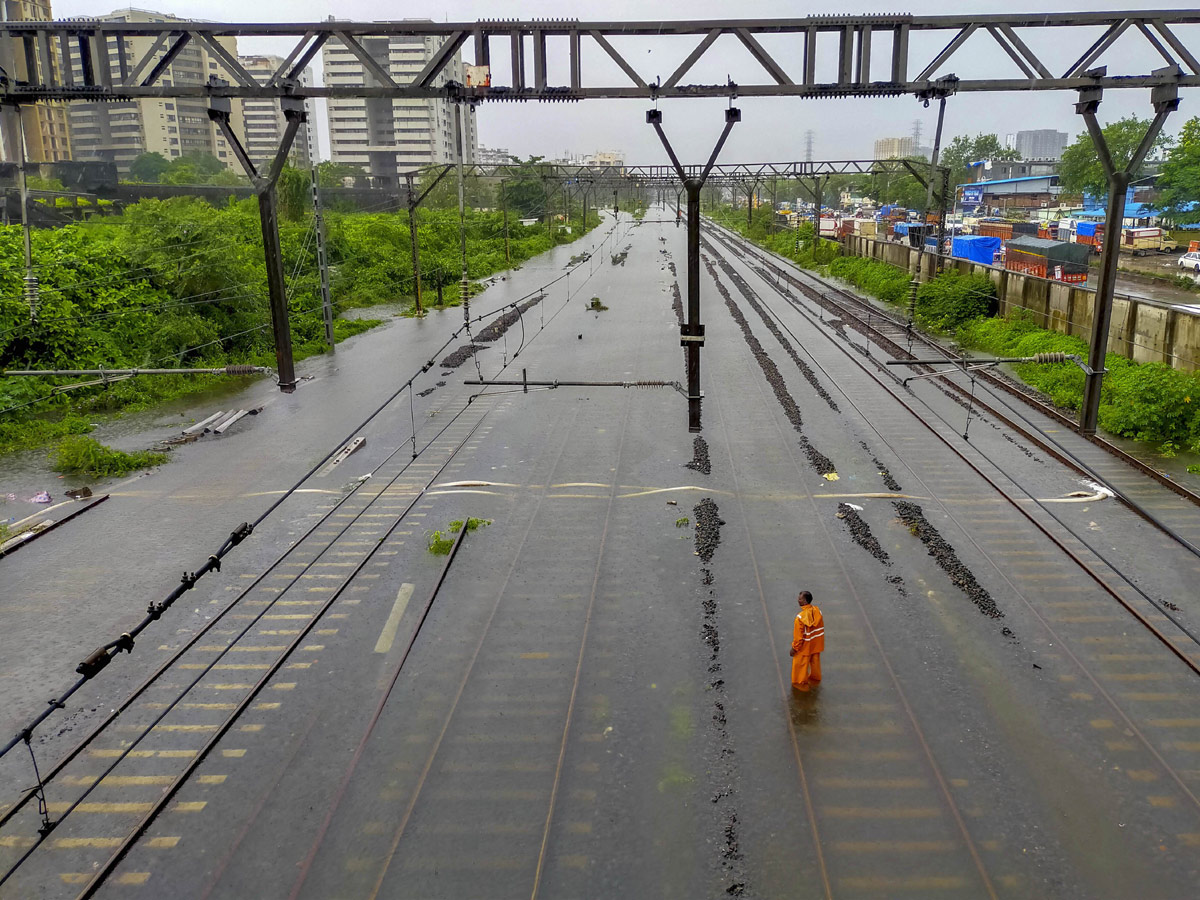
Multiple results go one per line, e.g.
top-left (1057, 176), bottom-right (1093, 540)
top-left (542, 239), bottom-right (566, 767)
top-left (843, 235), bottom-right (1200, 373)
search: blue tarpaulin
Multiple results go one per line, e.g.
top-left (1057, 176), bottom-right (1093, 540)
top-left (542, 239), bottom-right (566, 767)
top-left (892, 222), bottom-right (909, 236)
top-left (1076, 221), bottom-right (1098, 237)
top-left (951, 235), bottom-right (1002, 264)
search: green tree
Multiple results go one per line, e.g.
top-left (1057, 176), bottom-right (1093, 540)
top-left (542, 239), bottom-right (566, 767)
top-left (500, 156), bottom-right (552, 219)
top-left (128, 152), bottom-right (171, 183)
top-left (316, 161), bottom-right (366, 188)
top-left (941, 133), bottom-right (1020, 188)
top-left (1156, 116), bottom-right (1200, 225)
top-left (1060, 116), bottom-right (1172, 199)
top-left (275, 166), bottom-right (311, 221)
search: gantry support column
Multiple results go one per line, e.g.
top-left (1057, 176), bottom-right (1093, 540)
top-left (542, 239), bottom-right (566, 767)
top-left (209, 94), bottom-right (305, 392)
top-left (649, 106), bottom-right (740, 432)
top-left (1076, 68), bottom-right (1179, 434)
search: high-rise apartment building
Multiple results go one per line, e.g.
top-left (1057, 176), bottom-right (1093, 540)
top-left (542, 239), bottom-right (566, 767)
top-left (64, 8), bottom-right (245, 175)
top-left (1, 0), bottom-right (72, 162)
top-left (322, 20), bottom-right (477, 185)
top-left (873, 136), bottom-right (915, 159)
top-left (239, 56), bottom-right (315, 170)
top-left (1014, 129), bottom-right (1069, 161)
top-left (477, 146), bottom-right (513, 166)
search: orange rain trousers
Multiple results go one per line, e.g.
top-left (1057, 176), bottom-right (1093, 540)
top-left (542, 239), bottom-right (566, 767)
top-left (791, 652), bottom-right (822, 691)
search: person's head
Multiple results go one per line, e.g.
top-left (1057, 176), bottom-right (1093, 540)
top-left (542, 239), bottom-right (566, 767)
top-left (798, 591), bottom-right (813, 607)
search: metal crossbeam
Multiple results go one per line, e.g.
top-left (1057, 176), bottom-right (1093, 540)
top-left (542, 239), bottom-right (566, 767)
top-left (1, 13), bottom-right (1197, 101)
top-left (401, 159), bottom-right (946, 186)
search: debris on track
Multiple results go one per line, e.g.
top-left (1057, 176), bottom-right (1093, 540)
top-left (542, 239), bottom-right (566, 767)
top-left (439, 343), bottom-right (484, 369)
top-left (893, 501), bottom-right (1004, 619)
top-left (704, 256), bottom-right (837, 477)
top-left (685, 436), bottom-right (712, 475)
top-left (689, 496), bottom-right (745, 894)
top-left (859, 440), bottom-right (902, 492)
top-left (707, 247), bottom-right (839, 414)
top-left (474, 294), bottom-right (545, 343)
top-left (837, 503), bottom-right (891, 566)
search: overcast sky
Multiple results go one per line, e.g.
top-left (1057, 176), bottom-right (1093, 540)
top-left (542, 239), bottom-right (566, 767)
top-left (51, 0), bottom-right (1200, 164)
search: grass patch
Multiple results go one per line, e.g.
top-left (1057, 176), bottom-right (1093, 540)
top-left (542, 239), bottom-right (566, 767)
top-left (52, 435), bottom-right (167, 477)
top-left (675, 516), bottom-right (690, 527)
top-left (587, 297), bottom-right (609, 311)
top-left (428, 517), bottom-right (492, 554)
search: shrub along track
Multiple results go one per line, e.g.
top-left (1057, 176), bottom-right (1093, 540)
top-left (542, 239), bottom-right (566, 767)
top-left (700, 227), bottom-right (1200, 849)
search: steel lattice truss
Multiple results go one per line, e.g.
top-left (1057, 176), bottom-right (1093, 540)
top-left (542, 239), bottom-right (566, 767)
top-left (0, 13), bottom-right (1198, 102)
top-left (422, 159), bottom-right (943, 188)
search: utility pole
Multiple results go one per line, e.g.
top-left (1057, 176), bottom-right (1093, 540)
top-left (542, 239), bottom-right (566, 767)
top-left (0, 19), bottom-right (39, 325)
top-left (454, 101), bottom-right (469, 320)
top-left (1075, 68), bottom-right (1179, 434)
top-left (310, 166), bottom-right (334, 349)
top-left (208, 92), bottom-right (306, 392)
top-left (500, 179), bottom-right (510, 265)
top-left (405, 172), bottom-right (423, 313)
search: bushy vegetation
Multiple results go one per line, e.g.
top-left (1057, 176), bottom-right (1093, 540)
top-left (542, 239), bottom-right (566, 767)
top-left (52, 435), bottom-right (167, 477)
top-left (1, 191), bottom-right (599, 456)
top-left (711, 193), bottom-right (1200, 456)
top-left (959, 313), bottom-right (1200, 452)
top-left (914, 271), bottom-right (998, 331)
top-left (828, 256), bottom-right (912, 304)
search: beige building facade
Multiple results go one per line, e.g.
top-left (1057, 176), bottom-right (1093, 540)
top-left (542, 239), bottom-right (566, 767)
top-left (64, 8), bottom-right (245, 175)
top-left (873, 136), bottom-right (915, 160)
top-left (323, 21), bottom-right (477, 185)
top-left (239, 55), bottom-right (314, 170)
top-left (1, 0), bottom-right (72, 162)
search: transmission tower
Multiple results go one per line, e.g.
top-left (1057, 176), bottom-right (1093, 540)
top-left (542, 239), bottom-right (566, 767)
top-left (804, 130), bottom-right (815, 162)
top-left (911, 118), bottom-right (923, 149)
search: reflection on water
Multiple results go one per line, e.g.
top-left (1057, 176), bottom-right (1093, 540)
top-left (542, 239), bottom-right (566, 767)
top-left (788, 687), bottom-right (822, 730)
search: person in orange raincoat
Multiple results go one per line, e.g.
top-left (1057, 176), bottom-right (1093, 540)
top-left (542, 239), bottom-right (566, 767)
top-left (790, 591), bottom-right (824, 691)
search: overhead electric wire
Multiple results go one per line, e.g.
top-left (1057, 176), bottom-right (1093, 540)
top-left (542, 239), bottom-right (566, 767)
top-left (0, 218), bottom-right (621, 765)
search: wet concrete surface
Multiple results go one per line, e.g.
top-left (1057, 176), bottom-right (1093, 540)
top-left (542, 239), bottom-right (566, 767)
top-left (1, 210), bottom-right (1199, 898)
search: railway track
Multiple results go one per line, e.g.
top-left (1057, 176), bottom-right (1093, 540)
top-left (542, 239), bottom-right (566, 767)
top-left (703, 222), bottom-right (1200, 666)
top-left (696, 231), bottom-right (1200, 892)
top-left (702, 220), bottom-right (1200, 523)
top-left (0, 390), bottom-right (503, 897)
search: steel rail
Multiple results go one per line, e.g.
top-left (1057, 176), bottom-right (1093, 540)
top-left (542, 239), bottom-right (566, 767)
top-left (70, 408), bottom-right (493, 900)
top-left (0, 398), bottom-right (492, 889)
top-left (703, 223), bottom-right (1200, 679)
top-left (704, 222), bottom-right (1200, 517)
top-left (702, 231), bottom-right (1200, 819)
top-left (707, 361), bottom-right (999, 900)
top-left (62, 221), bottom-right (621, 899)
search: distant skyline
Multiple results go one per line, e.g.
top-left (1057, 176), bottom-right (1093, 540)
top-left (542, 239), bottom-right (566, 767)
top-left (49, 0), bottom-right (1200, 165)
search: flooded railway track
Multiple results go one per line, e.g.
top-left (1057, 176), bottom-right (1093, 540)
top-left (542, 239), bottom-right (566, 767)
top-left (698, 227), bottom-right (1200, 894)
top-left (0, 394), bottom-right (502, 896)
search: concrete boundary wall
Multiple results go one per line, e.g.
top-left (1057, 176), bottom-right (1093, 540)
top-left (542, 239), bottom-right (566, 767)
top-left (843, 235), bottom-right (1200, 373)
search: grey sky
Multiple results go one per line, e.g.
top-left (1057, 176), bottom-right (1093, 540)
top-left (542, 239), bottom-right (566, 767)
top-left (53, 1), bottom-right (1200, 164)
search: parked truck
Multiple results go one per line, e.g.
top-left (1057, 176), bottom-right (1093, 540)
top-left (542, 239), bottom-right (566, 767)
top-left (1120, 227), bottom-right (1178, 255)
